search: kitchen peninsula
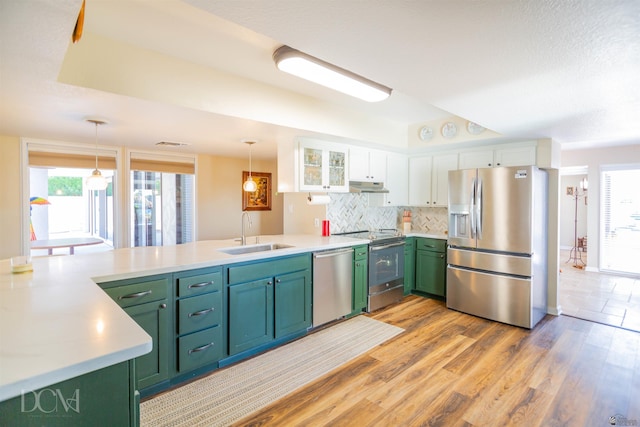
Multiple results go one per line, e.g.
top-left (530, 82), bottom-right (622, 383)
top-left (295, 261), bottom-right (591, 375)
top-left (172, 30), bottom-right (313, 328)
top-left (0, 234), bottom-right (364, 425)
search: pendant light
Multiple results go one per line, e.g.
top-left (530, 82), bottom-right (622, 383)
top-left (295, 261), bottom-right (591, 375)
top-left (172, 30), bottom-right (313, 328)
top-left (85, 118), bottom-right (109, 191)
top-left (242, 140), bottom-right (258, 192)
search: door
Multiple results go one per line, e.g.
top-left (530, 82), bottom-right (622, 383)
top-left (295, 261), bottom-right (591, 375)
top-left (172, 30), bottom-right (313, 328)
top-left (274, 270), bottom-right (311, 338)
top-left (125, 300), bottom-right (170, 390)
top-left (368, 242), bottom-right (405, 294)
top-left (477, 166), bottom-right (533, 254)
top-left (447, 168), bottom-right (477, 248)
top-left (228, 279), bottom-right (274, 355)
top-left (415, 250), bottom-right (446, 296)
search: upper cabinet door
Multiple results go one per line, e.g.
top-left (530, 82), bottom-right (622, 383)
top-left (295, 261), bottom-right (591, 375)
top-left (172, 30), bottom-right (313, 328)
top-left (408, 156), bottom-right (433, 206)
top-left (494, 145), bottom-right (536, 167)
top-left (299, 140), bottom-right (349, 192)
top-left (385, 153), bottom-right (408, 206)
top-left (431, 153), bottom-right (458, 207)
top-left (459, 150), bottom-right (494, 169)
top-left (349, 147), bottom-right (387, 182)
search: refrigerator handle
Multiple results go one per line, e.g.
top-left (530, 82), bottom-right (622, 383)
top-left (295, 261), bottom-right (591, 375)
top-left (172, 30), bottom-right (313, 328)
top-left (476, 178), bottom-right (483, 239)
top-left (470, 177), bottom-right (476, 238)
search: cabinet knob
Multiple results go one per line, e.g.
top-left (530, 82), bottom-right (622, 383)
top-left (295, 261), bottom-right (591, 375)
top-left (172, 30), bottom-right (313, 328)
top-left (267, 281), bottom-right (273, 286)
top-left (276, 278), bottom-right (282, 283)
top-left (159, 303), bottom-right (167, 309)
top-left (488, 163), bottom-right (492, 166)
top-left (496, 163), bottom-right (501, 166)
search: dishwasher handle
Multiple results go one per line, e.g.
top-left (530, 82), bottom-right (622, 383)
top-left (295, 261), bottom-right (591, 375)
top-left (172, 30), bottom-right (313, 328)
top-left (313, 248), bottom-right (354, 259)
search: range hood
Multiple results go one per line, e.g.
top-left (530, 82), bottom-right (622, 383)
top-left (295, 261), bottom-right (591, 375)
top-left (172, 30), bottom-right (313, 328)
top-left (349, 180), bottom-right (389, 193)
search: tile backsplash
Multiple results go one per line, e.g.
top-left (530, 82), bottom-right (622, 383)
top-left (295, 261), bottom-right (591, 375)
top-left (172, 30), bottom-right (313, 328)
top-left (327, 193), bottom-right (448, 234)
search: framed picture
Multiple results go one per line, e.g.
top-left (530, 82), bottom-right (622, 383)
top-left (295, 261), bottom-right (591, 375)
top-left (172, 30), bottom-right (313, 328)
top-left (242, 171), bottom-right (272, 211)
top-left (566, 186), bottom-right (574, 196)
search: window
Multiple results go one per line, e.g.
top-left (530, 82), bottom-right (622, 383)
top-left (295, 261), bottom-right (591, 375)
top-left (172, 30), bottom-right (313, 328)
top-left (129, 153), bottom-right (195, 247)
top-left (600, 166), bottom-right (640, 275)
top-left (27, 143), bottom-right (116, 255)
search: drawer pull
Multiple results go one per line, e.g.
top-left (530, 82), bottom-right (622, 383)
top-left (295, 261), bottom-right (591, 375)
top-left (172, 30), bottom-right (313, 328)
top-left (119, 290), bottom-right (152, 300)
top-left (188, 307), bottom-right (215, 317)
top-left (189, 342), bottom-right (214, 355)
top-left (188, 280), bottom-right (214, 289)
top-left (425, 245), bottom-right (436, 248)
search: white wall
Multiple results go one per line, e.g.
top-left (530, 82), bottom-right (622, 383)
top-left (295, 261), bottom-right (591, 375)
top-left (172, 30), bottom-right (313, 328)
top-left (561, 144), bottom-right (640, 271)
top-left (0, 136), bottom-right (22, 259)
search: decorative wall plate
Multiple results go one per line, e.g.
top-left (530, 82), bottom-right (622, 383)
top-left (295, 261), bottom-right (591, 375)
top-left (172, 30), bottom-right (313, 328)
top-left (441, 122), bottom-right (457, 138)
top-left (466, 121), bottom-right (486, 135)
top-left (418, 126), bottom-right (433, 141)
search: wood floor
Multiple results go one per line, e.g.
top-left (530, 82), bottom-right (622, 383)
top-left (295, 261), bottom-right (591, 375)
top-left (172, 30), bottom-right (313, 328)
top-left (233, 296), bottom-right (640, 427)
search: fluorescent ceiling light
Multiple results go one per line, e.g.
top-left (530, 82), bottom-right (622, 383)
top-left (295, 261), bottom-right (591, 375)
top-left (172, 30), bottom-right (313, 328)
top-left (273, 46), bottom-right (392, 102)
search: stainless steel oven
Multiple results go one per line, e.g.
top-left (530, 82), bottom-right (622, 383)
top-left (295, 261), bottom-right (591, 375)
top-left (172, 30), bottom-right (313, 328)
top-left (368, 238), bottom-right (405, 311)
top-left (334, 229), bottom-right (405, 312)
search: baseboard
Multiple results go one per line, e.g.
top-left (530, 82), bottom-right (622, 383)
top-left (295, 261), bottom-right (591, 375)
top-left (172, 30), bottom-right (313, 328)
top-left (547, 305), bottom-right (562, 316)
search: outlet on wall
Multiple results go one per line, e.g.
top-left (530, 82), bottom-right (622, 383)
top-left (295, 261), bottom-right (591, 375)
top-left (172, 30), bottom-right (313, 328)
top-left (314, 218), bottom-right (320, 228)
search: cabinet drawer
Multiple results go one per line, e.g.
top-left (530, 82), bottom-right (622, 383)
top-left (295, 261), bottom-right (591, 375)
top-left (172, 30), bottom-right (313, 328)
top-left (103, 278), bottom-right (168, 308)
top-left (227, 254), bottom-right (310, 285)
top-left (353, 245), bottom-right (368, 261)
top-left (177, 326), bottom-right (223, 372)
top-left (177, 292), bottom-right (222, 335)
top-left (417, 238), bottom-right (447, 253)
top-left (176, 269), bottom-right (222, 297)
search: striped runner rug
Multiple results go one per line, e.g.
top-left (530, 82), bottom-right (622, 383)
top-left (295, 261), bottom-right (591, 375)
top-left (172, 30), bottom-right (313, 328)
top-left (140, 315), bottom-right (403, 426)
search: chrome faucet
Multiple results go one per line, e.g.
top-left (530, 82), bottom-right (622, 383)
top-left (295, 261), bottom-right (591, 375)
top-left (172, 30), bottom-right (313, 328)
top-left (241, 211), bottom-right (252, 245)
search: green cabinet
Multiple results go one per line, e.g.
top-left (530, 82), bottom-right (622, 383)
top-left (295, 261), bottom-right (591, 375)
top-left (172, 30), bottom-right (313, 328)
top-left (352, 244), bottom-right (368, 314)
top-left (403, 237), bottom-right (416, 295)
top-left (174, 267), bottom-right (224, 374)
top-left (226, 254), bottom-right (311, 358)
top-left (0, 361), bottom-right (138, 427)
top-left (415, 238), bottom-right (447, 297)
top-left (100, 275), bottom-right (172, 392)
top-left (228, 278), bottom-right (274, 354)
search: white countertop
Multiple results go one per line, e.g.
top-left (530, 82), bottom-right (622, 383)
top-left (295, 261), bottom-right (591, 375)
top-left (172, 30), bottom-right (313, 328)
top-left (406, 232), bottom-right (449, 240)
top-left (0, 234), bottom-right (365, 402)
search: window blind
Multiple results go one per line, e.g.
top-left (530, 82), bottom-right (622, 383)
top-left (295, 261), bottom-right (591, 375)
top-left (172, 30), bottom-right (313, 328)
top-left (29, 151), bottom-right (117, 169)
top-left (129, 153), bottom-right (195, 174)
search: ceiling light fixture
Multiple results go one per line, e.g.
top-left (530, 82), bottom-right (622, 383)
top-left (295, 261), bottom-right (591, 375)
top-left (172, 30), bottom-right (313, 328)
top-left (273, 45), bottom-right (392, 102)
top-left (85, 118), bottom-right (109, 191)
top-left (242, 140), bottom-right (258, 192)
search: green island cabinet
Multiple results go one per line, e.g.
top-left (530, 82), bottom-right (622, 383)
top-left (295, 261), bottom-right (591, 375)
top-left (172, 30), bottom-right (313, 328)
top-left (224, 253), bottom-right (312, 365)
top-left (100, 274), bottom-right (172, 395)
top-left (352, 244), bottom-right (368, 315)
top-left (403, 237), bottom-right (416, 295)
top-left (414, 237), bottom-right (447, 297)
top-left (173, 267), bottom-right (225, 382)
top-left (0, 360), bottom-right (138, 427)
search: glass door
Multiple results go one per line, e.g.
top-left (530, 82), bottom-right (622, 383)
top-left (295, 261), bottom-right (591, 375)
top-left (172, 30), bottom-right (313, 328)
top-left (601, 167), bottom-right (640, 274)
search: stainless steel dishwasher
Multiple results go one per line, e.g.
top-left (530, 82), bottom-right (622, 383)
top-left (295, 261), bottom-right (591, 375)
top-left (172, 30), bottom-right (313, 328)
top-left (312, 247), bottom-right (354, 327)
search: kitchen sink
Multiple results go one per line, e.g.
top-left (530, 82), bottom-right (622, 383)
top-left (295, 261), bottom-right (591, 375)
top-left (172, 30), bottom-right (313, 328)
top-left (218, 243), bottom-right (294, 255)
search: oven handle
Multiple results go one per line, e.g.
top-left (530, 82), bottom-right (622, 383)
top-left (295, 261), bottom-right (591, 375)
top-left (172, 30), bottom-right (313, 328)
top-left (370, 241), bottom-right (405, 251)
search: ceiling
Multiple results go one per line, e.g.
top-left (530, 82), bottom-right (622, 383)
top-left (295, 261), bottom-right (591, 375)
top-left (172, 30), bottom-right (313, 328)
top-left (1, 0), bottom-right (639, 160)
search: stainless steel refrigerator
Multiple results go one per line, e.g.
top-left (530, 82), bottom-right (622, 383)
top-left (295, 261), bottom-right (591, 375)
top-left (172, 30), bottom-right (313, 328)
top-left (447, 165), bottom-right (548, 328)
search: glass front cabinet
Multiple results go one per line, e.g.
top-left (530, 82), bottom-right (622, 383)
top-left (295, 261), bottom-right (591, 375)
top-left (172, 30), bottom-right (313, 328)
top-left (298, 140), bottom-right (349, 192)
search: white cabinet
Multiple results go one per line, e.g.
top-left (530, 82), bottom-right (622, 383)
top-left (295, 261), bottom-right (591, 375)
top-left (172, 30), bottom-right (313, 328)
top-left (494, 145), bottom-right (536, 167)
top-left (349, 147), bottom-right (387, 182)
top-left (408, 156), bottom-right (432, 207)
top-left (458, 144), bottom-right (536, 169)
top-left (409, 153), bottom-right (458, 207)
top-left (384, 153), bottom-right (408, 206)
top-left (298, 140), bottom-right (349, 192)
